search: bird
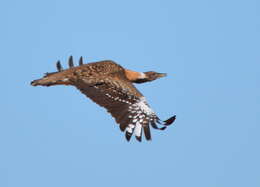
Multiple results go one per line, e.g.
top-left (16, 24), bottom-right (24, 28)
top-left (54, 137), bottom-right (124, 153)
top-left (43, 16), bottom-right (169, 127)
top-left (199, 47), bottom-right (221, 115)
top-left (31, 56), bottom-right (176, 142)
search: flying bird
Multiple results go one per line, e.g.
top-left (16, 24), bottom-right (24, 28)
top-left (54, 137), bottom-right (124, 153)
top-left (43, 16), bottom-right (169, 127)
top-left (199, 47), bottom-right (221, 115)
top-left (31, 56), bottom-right (176, 142)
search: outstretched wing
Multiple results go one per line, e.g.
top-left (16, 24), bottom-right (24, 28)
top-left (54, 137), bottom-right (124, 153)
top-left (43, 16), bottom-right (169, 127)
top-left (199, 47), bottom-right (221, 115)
top-left (75, 77), bottom-right (175, 142)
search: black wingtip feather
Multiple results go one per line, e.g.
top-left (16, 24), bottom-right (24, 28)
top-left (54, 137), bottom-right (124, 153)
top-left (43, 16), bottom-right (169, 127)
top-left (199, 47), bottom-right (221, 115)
top-left (56, 61), bottom-right (63, 72)
top-left (151, 122), bottom-right (167, 130)
top-left (143, 125), bottom-right (152, 141)
top-left (125, 132), bottom-right (132, 142)
top-left (135, 136), bottom-right (142, 142)
top-left (68, 56), bottom-right (74, 68)
top-left (79, 56), bottom-right (83, 66)
top-left (164, 115), bottom-right (176, 126)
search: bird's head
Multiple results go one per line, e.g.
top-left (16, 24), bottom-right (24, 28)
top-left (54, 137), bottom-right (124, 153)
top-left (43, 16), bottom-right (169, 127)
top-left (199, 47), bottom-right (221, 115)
top-left (144, 71), bottom-right (167, 81)
top-left (132, 71), bottom-right (167, 83)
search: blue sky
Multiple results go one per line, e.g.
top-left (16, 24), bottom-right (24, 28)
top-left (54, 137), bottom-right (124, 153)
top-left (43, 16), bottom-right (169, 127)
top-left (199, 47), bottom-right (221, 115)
top-left (1, 0), bottom-right (259, 186)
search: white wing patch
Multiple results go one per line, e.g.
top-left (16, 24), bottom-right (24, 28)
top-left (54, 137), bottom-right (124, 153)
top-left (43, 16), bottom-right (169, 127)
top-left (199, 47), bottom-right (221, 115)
top-left (134, 122), bottom-right (142, 137)
top-left (126, 124), bottom-right (135, 134)
top-left (127, 97), bottom-right (155, 120)
top-left (135, 97), bottom-right (154, 115)
top-left (125, 96), bottom-right (157, 141)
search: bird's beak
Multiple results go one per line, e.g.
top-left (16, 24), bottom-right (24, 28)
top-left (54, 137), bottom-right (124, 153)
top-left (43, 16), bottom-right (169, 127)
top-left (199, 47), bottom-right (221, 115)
top-left (158, 73), bottom-right (167, 78)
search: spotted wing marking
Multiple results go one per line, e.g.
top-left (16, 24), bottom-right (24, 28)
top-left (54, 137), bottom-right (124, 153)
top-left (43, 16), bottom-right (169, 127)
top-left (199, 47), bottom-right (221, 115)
top-left (77, 78), bottom-right (175, 142)
top-left (124, 96), bottom-right (172, 141)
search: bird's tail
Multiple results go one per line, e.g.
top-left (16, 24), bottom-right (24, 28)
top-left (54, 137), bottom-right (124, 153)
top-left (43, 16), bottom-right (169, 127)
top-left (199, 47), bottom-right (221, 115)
top-left (31, 56), bottom-right (84, 87)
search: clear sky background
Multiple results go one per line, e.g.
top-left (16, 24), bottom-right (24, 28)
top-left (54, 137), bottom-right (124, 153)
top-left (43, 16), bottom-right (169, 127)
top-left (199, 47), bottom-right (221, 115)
top-left (1, 0), bottom-right (259, 187)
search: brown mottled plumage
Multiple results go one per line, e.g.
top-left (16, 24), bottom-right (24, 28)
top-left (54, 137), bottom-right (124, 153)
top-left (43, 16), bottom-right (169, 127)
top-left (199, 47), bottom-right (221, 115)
top-left (31, 56), bottom-right (176, 142)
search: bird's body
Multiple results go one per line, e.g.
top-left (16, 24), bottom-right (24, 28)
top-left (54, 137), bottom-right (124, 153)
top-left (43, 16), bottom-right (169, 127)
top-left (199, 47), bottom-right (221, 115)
top-left (31, 56), bottom-right (176, 142)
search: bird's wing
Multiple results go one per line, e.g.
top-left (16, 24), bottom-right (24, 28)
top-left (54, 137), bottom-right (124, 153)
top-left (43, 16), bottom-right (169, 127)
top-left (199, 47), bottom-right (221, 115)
top-left (75, 77), bottom-right (175, 142)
